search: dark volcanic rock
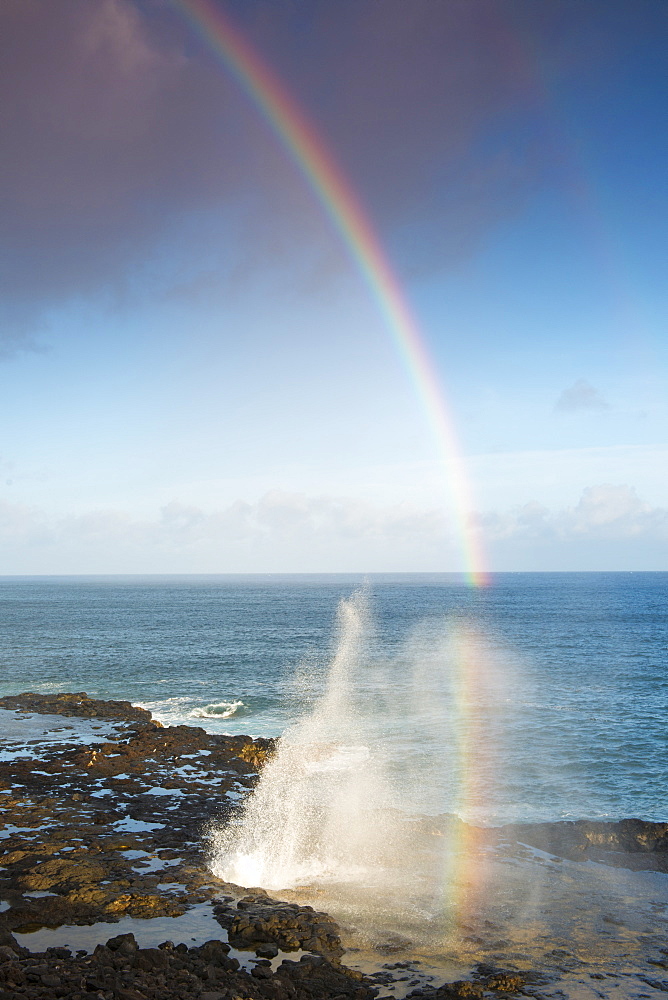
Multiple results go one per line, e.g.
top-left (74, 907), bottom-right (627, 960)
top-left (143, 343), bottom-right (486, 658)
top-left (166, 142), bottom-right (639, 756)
top-left (496, 818), bottom-right (668, 870)
top-left (4, 691), bottom-right (666, 999)
top-left (0, 694), bottom-right (278, 932)
top-left (0, 691), bottom-right (155, 724)
top-left (407, 970), bottom-right (527, 999)
top-left (214, 896), bottom-right (345, 963)
top-left (277, 953), bottom-right (376, 997)
top-left (0, 691), bottom-right (370, 1000)
top-left (0, 933), bottom-right (378, 1000)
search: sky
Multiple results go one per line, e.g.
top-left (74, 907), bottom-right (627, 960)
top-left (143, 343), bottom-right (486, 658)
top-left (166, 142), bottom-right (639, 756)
top-left (1, 0), bottom-right (666, 574)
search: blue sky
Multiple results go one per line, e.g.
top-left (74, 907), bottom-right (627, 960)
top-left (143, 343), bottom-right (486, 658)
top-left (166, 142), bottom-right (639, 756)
top-left (0, 0), bottom-right (666, 572)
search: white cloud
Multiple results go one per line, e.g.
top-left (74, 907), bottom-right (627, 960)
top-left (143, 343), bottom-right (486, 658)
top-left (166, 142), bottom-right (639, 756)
top-left (554, 379), bottom-right (610, 412)
top-left (0, 492), bottom-right (454, 573)
top-left (570, 484), bottom-right (647, 531)
top-left (480, 484), bottom-right (668, 543)
top-left (0, 486), bottom-right (666, 574)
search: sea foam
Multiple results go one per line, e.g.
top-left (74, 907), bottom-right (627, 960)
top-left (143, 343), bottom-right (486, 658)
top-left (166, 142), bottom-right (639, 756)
top-left (190, 700), bottom-right (246, 720)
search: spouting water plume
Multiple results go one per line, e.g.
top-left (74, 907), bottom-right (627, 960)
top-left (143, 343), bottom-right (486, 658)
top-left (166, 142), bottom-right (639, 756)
top-left (208, 590), bottom-right (536, 952)
top-left (209, 589), bottom-right (395, 891)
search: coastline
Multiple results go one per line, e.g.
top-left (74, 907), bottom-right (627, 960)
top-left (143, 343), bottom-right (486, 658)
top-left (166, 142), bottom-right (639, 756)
top-left (1, 693), bottom-right (668, 1000)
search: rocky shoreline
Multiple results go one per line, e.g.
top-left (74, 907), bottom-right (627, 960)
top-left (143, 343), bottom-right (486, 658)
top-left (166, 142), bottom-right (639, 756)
top-left (1, 693), bottom-right (668, 1000)
top-left (0, 692), bottom-right (367, 1000)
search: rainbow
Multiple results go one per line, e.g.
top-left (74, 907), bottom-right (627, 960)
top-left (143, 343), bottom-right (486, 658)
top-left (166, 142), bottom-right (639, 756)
top-left (445, 625), bottom-right (498, 925)
top-left (172, 0), bottom-right (488, 586)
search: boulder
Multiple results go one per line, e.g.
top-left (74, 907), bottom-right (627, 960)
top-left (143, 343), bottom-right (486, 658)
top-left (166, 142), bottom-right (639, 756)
top-left (213, 897), bottom-right (344, 962)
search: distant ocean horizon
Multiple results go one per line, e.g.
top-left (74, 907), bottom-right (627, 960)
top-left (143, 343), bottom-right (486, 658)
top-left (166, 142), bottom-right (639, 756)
top-left (1, 571), bottom-right (666, 826)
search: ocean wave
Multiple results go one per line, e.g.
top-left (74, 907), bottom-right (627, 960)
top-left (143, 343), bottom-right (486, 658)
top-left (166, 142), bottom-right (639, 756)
top-left (189, 700), bottom-right (247, 720)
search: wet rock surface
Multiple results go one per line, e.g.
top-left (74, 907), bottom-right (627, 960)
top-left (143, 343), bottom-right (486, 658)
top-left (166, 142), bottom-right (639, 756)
top-left (406, 968), bottom-right (529, 999)
top-left (3, 694), bottom-right (668, 1000)
top-left (0, 694), bottom-right (377, 999)
top-left (0, 700), bottom-right (276, 932)
top-left (491, 818), bottom-right (668, 871)
top-left (0, 931), bottom-right (376, 1000)
top-left (213, 896), bottom-right (344, 963)
top-left (0, 693), bottom-right (154, 725)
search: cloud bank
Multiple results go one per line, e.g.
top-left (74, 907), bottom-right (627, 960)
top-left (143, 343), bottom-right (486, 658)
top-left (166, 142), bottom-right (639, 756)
top-left (480, 484), bottom-right (666, 541)
top-left (0, 485), bottom-right (665, 574)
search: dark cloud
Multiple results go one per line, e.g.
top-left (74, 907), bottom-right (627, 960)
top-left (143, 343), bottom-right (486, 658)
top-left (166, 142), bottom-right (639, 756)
top-left (237, 0), bottom-right (555, 271)
top-left (0, 0), bottom-right (277, 351)
top-left (2, 0), bottom-right (662, 352)
top-left (237, 0), bottom-right (665, 271)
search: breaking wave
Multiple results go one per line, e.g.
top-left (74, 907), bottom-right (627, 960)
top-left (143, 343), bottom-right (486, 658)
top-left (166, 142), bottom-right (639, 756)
top-left (190, 700), bottom-right (247, 720)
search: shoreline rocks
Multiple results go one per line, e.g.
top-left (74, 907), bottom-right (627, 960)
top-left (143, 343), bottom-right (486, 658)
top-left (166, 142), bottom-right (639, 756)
top-left (0, 693), bottom-right (377, 1000)
top-left (491, 817), bottom-right (668, 872)
top-left (213, 896), bottom-right (344, 964)
top-left (0, 930), bottom-right (375, 1000)
top-left (0, 692), bottom-right (156, 725)
top-left (2, 692), bottom-right (668, 1000)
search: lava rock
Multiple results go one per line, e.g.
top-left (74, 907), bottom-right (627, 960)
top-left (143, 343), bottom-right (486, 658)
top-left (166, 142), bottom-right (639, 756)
top-left (0, 692), bottom-right (155, 724)
top-left (214, 898), bottom-right (345, 962)
top-left (496, 818), bottom-right (668, 869)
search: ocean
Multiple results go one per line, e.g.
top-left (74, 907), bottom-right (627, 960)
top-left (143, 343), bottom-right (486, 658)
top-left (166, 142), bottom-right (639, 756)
top-left (1, 572), bottom-right (666, 826)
